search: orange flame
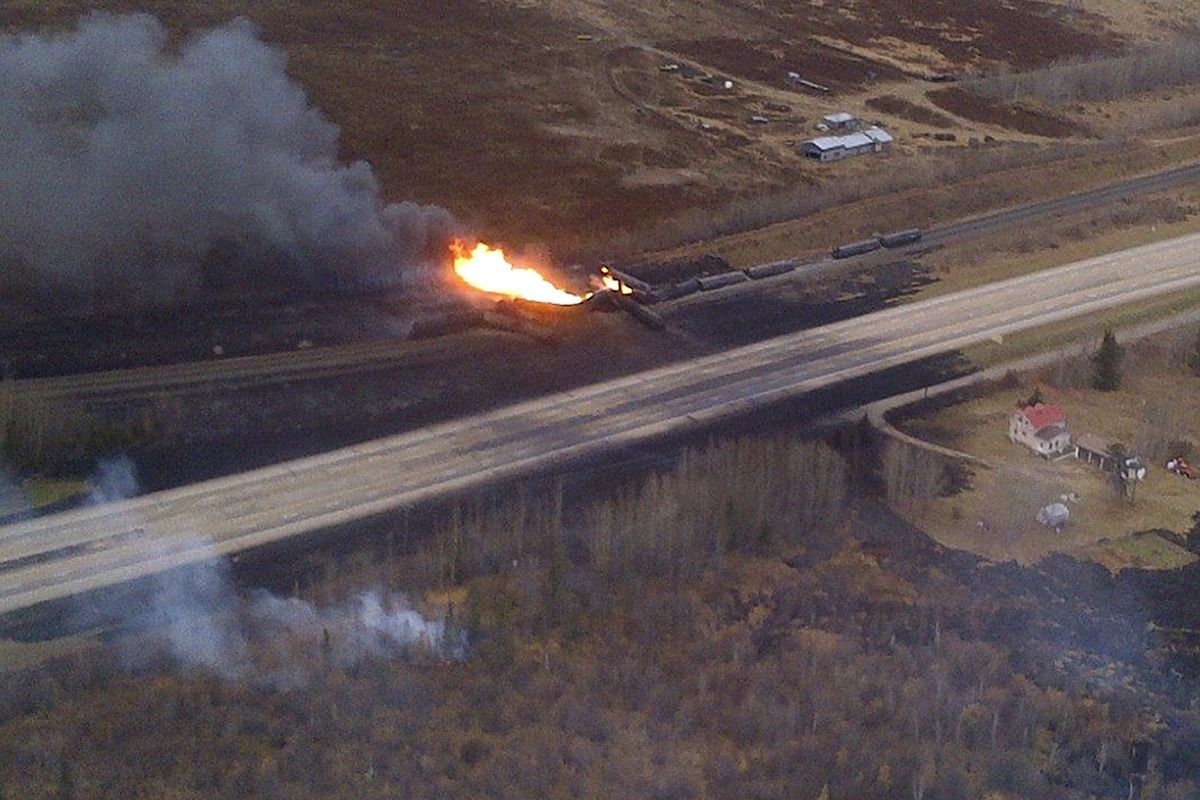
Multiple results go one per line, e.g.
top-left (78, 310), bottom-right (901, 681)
top-left (599, 267), bottom-right (634, 295)
top-left (450, 240), bottom-right (583, 305)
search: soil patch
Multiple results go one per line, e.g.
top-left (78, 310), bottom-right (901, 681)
top-left (664, 36), bottom-right (903, 93)
top-left (824, 0), bottom-right (1119, 70)
top-left (928, 88), bottom-right (1080, 137)
top-left (866, 95), bottom-right (955, 128)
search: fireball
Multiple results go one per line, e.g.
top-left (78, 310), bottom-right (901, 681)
top-left (450, 240), bottom-right (583, 305)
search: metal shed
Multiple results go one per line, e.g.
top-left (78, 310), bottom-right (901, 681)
top-left (863, 126), bottom-right (894, 150)
top-left (822, 112), bottom-right (860, 131)
top-left (800, 132), bottom-right (871, 161)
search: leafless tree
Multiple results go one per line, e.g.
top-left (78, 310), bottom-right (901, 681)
top-left (881, 440), bottom-right (948, 517)
top-left (964, 40), bottom-right (1200, 105)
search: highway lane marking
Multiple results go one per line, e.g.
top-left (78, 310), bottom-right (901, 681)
top-left (4, 253), bottom-right (1195, 566)
top-left (5, 239), bottom-right (1200, 600)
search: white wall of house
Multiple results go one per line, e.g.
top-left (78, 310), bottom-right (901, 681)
top-left (1036, 431), bottom-right (1071, 455)
top-left (1009, 414), bottom-right (1070, 456)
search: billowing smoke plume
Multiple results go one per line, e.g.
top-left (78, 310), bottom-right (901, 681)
top-left (0, 13), bottom-right (456, 305)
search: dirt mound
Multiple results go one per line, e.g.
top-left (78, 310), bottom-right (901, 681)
top-left (928, 88), bottom-right (1079, 137)
top-left (865, 95), bottom-right (956, 128)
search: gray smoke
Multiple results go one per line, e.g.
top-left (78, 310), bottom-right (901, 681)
top-left (113, 538), bottom-right (465, 685)
top-left (86, 453), bottom-right (141, 505)
top-left (66, 452), bottom-right (459, 684)
top-left (0, 13), bottom-right (456, 305)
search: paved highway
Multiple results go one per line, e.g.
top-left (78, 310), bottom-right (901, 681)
top-left (3, 232), bottom-right (1200, 617)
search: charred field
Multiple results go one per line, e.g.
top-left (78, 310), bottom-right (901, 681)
top-left (3, 0), bottom-right (1200, 506)
top-left (7, 4), bottom-right (1200, 796)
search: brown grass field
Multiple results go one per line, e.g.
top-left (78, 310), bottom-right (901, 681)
top-left (4, 0), bottom-right (1192, 262)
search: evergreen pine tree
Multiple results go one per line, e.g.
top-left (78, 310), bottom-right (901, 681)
top-left (1092, 330), bottom-right (1123, 391)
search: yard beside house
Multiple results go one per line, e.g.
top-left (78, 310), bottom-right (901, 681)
top-left (895, 351), bottom-right (1200, 568)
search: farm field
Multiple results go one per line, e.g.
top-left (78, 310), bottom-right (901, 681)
top-left (3, 0), bottom-right (1194, 262)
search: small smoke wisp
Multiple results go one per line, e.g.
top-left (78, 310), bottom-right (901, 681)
top-left (86, 453), bottom-right (141, 505)
top-left (0, 13), bottom-right (457, 306)
top-left (114, 542), bottom-right (465, 686)
top-left (246, 588), bottom-right (467, 687)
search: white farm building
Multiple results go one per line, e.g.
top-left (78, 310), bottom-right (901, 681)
top-left (801, 127), bottom-right (893, 162)
top-left (1008, 403), bottom-right (1071, 457)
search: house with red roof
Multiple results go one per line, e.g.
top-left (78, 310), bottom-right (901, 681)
top-left (1008, 402), bottom-right (1071, 457)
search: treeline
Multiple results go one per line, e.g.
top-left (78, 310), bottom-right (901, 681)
top-left (411, 437), bottom-right (850, 592)
top-left (964, 41), bottom-right (1200, 105)
top-left (0, 382), bottom-right (148, 476)
top-left (3, 430), bottom-right (1200, 799)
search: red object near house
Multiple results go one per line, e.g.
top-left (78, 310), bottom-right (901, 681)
top-left (1168, 458), bottom-right (1199, 479)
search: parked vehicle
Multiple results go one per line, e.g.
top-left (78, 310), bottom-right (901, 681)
top-left (1167, 458), bottom-right (1199, 479)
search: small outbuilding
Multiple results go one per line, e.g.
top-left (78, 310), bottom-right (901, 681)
top-left (822, 112), bottom-right (861, 132)
top-left (863, 126), bottom-right (893, 151)
top-left (1074, 433), bottom-right (1113, 470)
top-left (1074, 433), bottom-right (1147, 480)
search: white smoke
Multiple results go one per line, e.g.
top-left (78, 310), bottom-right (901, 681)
top-left (86, 453), bottom-right (141, 505)
top-left (118, 546), bottom-right (465, 685)
top-left (0, 13), bottom-right (456, 305)
top-left (246, 587), bottom-right (466, 680)
top-left (145, 554), bottom-right (251, 678)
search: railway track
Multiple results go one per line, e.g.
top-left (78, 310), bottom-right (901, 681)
top-left (924, 160), bottom-right (1200, 243)
top-left (8, 160), bottom-right (1200, 406)
top-left (4, 231), bottom-right (1200, 618)
top-left (665, 159), bottom-right (1200, 313)
top-left (3, 330), bottom-right (509, 403)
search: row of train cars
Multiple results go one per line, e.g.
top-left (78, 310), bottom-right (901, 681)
top-left (612, 228), bottom-right (923, 304)
top-left (414, 228), bottom-right (923, 339)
